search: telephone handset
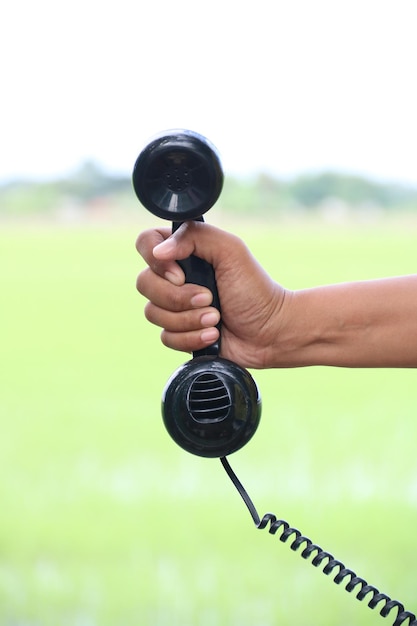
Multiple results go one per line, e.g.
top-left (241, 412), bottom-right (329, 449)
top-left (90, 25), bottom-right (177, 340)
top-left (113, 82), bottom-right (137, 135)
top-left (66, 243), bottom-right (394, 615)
top-left (132, 129), bottom-right (261, 458)
top-left (132, 130), bottom-right (416, 626)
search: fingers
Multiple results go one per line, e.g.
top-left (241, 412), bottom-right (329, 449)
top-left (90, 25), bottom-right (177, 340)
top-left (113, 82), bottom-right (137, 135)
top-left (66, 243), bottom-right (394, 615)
top-left (135, 222), bottom-right (238, 354)
top-left (137, 222), bottom-right (244, 283)
top-left (137, 267), bottom-right (213, 311)
top-left (145, 301), bottom-right (220, 333)
top-left (151, 221), bottom-right (242, 270)
top-left (137, 262), bottom-right (220, 353)
top-left (135, 227), bottom-right (184, 286)
top-left (161, 326), bottom-right (220, 353)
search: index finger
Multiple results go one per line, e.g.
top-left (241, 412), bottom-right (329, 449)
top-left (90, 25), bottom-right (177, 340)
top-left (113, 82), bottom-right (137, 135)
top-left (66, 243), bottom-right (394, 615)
top-left (135, 227), bottom-right (184, 285)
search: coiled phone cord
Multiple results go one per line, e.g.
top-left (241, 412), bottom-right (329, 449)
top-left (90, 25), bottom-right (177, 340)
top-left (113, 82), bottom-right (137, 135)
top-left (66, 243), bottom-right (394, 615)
top-left (220, 456), bottom-right (417, 626)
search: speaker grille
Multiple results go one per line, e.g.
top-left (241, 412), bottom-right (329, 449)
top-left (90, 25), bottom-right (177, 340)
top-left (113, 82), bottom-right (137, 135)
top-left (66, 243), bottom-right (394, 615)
top-left (187, 373), bottom-right (231, 422)
top-left (164, 164), bottom-right (192, 192)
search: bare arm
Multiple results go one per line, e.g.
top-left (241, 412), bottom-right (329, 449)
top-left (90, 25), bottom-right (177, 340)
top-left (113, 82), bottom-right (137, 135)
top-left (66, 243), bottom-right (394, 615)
top-left (136, 222), bottom-right (417, 369)
top-left (274, 276), bottom-right (417, 367)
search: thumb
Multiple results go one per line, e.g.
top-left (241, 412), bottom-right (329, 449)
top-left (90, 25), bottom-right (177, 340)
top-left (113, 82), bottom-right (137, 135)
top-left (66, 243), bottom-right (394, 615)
top-left (153, 221), bottom-right (233, 269)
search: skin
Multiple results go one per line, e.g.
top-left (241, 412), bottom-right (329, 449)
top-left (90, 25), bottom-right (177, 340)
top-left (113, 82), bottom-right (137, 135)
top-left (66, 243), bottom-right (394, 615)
top-left (136, 221), bottom-right (417, 369)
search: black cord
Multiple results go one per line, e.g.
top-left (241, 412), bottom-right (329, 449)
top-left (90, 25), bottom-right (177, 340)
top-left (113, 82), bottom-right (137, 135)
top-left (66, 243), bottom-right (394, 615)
top-left (220, 456), bottom-right (417, 626)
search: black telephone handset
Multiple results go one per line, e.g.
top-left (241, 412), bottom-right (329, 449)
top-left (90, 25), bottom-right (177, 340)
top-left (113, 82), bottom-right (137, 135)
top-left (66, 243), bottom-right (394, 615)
top-left (132, 131), bottom-right (416, 626)
top-left (132, 129), bottom-right (261, 458)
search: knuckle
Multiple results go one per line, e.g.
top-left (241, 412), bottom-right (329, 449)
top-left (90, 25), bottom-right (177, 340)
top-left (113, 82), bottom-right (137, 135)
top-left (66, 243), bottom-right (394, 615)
top-left (136, 268), bottom-right (150, 296)
top-left (160, 330), bottom-right (174, 350)
top-left (149, 258), bottom-right (166, 277)
top-left (135, 229), bottom-right (152, 255)
top-left (169, 287), bottom-right (187, 312)
top-left (135, 227), bottom-right (171, 259)
top-left (143, 301), bottom-right (156, 323)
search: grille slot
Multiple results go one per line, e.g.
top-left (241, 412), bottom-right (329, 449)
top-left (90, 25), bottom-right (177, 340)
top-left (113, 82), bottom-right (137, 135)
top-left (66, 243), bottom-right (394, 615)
top-left (187, 373), bottom-right (232, 422)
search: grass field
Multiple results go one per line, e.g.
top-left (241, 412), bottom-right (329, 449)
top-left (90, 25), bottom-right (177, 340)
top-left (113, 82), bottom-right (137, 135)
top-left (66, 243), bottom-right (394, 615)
top-left (1, 214), bottom-right (417, 625)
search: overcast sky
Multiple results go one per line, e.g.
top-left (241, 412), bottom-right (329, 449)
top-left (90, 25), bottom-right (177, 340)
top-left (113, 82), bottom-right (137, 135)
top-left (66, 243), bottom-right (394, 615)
top-left (2, 0), bottom-right (416, 183)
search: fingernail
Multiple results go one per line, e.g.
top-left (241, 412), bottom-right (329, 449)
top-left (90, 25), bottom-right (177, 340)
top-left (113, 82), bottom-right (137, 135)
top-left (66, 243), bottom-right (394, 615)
top-left (165, 270), bottom-right (184, 286)
top-left (190, 292), bottom-right (213, 307)
top-left (201, 328), bottom-right (219, 343)
top-left (153, 238), bottom-right (176, 257)
top-left (201, 311), bottom-right (220, 327)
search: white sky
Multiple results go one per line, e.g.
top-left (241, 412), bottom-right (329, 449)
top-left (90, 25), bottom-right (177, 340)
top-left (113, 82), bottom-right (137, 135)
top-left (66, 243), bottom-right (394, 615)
top-left (1, 0), bottom-right (417, 183)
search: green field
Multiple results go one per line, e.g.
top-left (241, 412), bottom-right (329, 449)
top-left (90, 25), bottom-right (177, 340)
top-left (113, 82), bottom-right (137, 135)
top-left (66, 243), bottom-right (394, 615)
top-left (1, 215), bottom-right (417, 625)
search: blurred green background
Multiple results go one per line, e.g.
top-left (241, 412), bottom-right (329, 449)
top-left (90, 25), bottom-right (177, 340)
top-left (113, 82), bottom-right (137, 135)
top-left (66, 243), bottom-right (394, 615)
top-left (1, 203), bottom-right (416, 625)
top-left (3, 1), bottom-right (417, 623)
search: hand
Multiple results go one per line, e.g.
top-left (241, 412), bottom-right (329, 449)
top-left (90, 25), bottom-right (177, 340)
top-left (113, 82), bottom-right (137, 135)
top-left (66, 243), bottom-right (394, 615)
top-left (136, 221), bottom-right (287, 369)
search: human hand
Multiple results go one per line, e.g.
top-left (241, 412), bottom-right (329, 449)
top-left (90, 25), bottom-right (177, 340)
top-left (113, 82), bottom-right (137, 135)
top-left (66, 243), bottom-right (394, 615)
top-left (136, 221), bottom-right (287, 369)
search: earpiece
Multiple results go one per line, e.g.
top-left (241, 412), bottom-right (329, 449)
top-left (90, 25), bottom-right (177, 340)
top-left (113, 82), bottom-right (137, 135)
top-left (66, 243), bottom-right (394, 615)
top-left (133, 129), bottom-right (261, 457)
top-left (132, 129), bottom-right (224, 221)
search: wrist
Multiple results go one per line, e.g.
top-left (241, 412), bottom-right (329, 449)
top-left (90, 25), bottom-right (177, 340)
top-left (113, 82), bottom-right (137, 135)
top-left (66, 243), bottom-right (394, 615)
top-left (267, 288), bottom-right (337, 368)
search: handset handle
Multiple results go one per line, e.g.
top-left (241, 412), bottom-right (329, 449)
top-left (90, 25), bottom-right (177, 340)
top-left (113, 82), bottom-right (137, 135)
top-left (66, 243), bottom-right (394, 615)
top-left (172, 219), bottom-right (221, 357)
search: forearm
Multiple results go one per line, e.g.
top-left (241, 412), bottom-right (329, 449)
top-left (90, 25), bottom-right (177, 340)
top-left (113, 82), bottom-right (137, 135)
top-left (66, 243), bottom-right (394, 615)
top-left (272, 275), bottom-right (417, 368)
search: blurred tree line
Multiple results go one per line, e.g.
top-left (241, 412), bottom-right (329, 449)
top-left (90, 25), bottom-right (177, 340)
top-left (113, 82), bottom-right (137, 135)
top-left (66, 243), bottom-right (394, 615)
top-left (1, 160), bottom-right (417, 218)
